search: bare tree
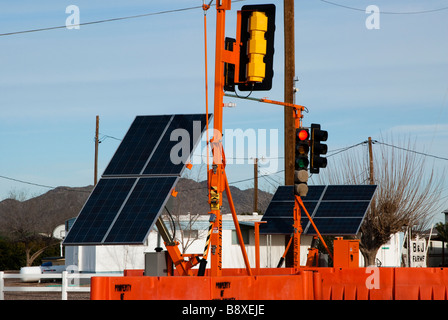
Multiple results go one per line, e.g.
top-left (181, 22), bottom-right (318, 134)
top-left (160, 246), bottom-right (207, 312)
top-left (313, 137), bottom-right (444, 266)
top-left (173, 212), bottom-right (206, 254)
top-left (162, 199), bottom-right (208, 254)
top-left (0, 190), bottom-right (59, 266)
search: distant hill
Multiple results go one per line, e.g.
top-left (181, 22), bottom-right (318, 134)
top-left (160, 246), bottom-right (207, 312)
top-left (0, 186), bottom-right (94, 235)
top-left (171, 178), bottom-right (273, 215)
top-left (0, 179), bottom-right (273, 234)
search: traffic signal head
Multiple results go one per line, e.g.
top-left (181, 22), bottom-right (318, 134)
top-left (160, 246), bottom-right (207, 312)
top-left (224, 37), bottom-right (236, 92)
top-left (295, 128), bottom-right (309, 197)
top-left (238, 4), bottom-right (275, 91)
top-left (310, 123), bottom-right (328, 174)
top-left (295, 128), bottom-right (309, 170)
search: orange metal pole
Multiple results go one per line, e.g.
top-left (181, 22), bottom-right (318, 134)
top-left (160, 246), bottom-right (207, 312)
top-left (208, 0), bottom-right (231, 277)
top-left (224, 173), bottom-right (252, 276)
top-left (254, 221), bottom-right (266, 273)
top-left (202, 4), bottom-right (210, 177)
top-left (277, 234), bottom-right (293, 268)
top-left (212, 5), bottom-right (225, 135)
top-left (293, 197), bottom-right (302, 270)
top-left (296, 195), bottom-right (333, 260)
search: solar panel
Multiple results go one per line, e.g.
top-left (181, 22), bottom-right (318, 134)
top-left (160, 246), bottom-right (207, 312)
top-left (103, 177), bottom-right (178, 244)
top-left (143, 114), bottom-right (208, 176)
top-left (64, 113), bottom-right (211, 245)
top-left (260, 185), bottom-right (376, 236)
top-left (63, 178), bottom-right (137, 244)
top-left (103, 115), bottom-right (173, 176)
top-left (308, 217), bottom-right (365, 235)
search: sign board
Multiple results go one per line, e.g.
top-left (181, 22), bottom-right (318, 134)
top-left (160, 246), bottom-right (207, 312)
top-left (410, 239), bottom-right (426, 267)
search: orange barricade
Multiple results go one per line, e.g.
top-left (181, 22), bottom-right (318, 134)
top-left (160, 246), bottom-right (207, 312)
top-left (394, 268), bottom-right (448, 300)
top-left (90, 267), bottom-right (448, 300)
top-left (313, 267), bottom-right (394, 300)
top-left (90, 271), bottom-right (319, 300)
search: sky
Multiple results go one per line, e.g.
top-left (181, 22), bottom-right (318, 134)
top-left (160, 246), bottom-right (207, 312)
top-left (0, 0), bottom-right (447, 223)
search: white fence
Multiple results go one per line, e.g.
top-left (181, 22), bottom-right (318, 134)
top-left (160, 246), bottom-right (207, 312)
top-left (0, 271), bottom-right (122, 300)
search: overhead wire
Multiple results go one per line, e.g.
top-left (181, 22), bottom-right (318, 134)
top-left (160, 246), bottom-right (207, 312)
top-left (326, 141), bottom-right (365, 157)
top-left (318, 0), bottom-right (448, 15)
top-left (375, 141), bottom-right (448, 161)
top-left (98, 133), bottom-right (122, 143)
top-left (327, 139), bottom-right (448, 162)
top-left (0, 0), bottom-right (246, 37)
top-left (0, 174), bottom-right (91, 193)
top-left (0, 6), bottom-right (203, 37)
top-left (2, 137), bottom-right (447, 200)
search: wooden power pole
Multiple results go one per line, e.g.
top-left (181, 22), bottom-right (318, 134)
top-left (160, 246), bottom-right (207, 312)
top-left (94, 115), bottom-right (99, 186)
top-left (254, 158), bottom-right (258, 213)
top-left (284, 0), bottom-right (296, 186)
top-left (368, 137), bottom-right (374, 185)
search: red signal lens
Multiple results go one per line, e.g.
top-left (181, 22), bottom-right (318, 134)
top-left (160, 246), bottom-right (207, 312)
top-left (297, 129), bottom-right (309, 141)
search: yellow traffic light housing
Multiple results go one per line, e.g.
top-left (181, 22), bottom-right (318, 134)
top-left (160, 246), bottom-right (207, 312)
top-left (237, 4), bottom-right (276, 91)
top-left (247, 11), bottom-right (268, 83)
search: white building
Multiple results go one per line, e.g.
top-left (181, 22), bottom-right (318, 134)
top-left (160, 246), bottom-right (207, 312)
top-left (64, 214), bottom-right (403, 273)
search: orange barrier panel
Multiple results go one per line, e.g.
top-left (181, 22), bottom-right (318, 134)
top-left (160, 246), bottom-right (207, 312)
top-left (394, 268), bottom-right (448, 300)
top-left (158, 277), bottom-right (211, 300)
top-left (308, 267), bottom-right (394, 300)
top-left (91, 276), bottom-right (211, 300)
top-left (91, 267), bottom-right (448, 300)
top-left (91, 272), bottom-right (318, 300)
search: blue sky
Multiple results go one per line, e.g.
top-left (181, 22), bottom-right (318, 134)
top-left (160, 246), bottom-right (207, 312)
top-left (0, 1), bottom-right (447, 222)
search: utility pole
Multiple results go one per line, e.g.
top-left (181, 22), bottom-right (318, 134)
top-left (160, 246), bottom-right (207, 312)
top-left (284, 0), bottom-right (296, 268)
top-left (284, 0), bottom-right (296, 186)
top-left (254, 158), bottom-right (258, 213)
top-left (94, 115), bottom-right (99, 186)
top-left (368, 137), bottom-right (374, 185)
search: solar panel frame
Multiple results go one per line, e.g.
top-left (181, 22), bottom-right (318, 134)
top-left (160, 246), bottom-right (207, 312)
top-left (260, 184), bottom-right (376, 235)
top-left (305, 217), bottom-right (365, 235)
top-left (322, 185), bottom-right (377, 201)
top-left (63, 177), bottom-right (137, 245)
top-left (103, 176), bottom-right (178, 244)
top-left (102, 115), bottom-right (174, 176)
top-left (142, 114), bottom-right (209, 176)
top-left (63, 113), bottom-right (212, 246)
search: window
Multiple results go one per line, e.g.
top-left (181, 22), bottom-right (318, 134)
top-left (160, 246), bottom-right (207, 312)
top-left (232, 229), bottom-right (250, 245)
top-left (182, 229), bottom-right (198, 239)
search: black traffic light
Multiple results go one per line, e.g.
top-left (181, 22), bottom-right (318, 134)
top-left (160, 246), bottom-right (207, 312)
top-left (295, 128), bottom-right (309, 197)
top-left (224, 37), bottom-right (236, 92)
top-left (310, 123), bottom-right (328, 174)
top-left (238, 4), bottom-right (275, 91)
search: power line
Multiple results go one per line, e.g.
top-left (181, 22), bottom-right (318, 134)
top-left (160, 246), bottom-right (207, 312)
top-left (0, 174), bottom-right (91, 194)
top-left (326, 141), bottom-right (365, 157)
top-left (326, 139), bottom-right (448, 162)
top-left (3, 139), bottom-right (445, 196)
top-left (319, 0), bottom-right (448, 15)
top-left (0, 174), bottom-right (55, 189)
top-left (230, 169), bottom-right (285, 185)
top-left (375, 141), bottom-right (448, 161)
top-left (99, 133), bottom-right (122, 143)
top-left (0, 6), bottom-right (202, 37)
top-left (176, 169), bottom-right (286, 192)
top-left (0, 1), bottom-right (246, 37)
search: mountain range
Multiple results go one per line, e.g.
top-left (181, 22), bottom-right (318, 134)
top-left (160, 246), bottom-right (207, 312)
top-left (0, 178), bottom-right (273, 235)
